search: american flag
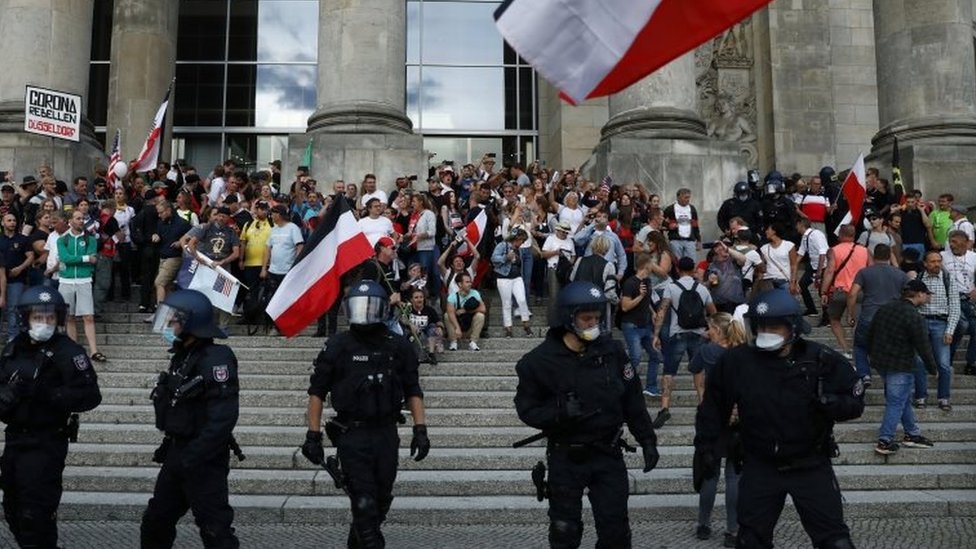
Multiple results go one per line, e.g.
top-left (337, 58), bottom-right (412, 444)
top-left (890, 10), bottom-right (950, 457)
top-left (600, 174), bottom-right (613, 190)
top-left (106, 129), bottom-right (122, 190)
top-left (212, 274), bottom-right (234, 297)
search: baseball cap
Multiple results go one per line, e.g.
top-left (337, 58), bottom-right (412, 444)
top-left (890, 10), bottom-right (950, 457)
top-left (376, 236), bottom-right (395, 249)
top-left (904, 279), bottom-right (931, 294)
top-left (441, 165), bottom-right (454, 173)
top-left (951, 204), bottom-right (968, 214)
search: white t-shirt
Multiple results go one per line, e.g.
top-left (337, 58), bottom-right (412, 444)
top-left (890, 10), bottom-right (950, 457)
top-left (942, 250), bottom-right (976, 294)
top-left (44, 230), bottom-right (62, 280)
top-left (542, 234), bottom-right (575, 268)
top-left (362, 190), bottom-right (388, 207)
top-left (799, 228), bottom-right (830, 270)
top-left (733, 245), bottom-right (763, 282)
top-left (673, 203), bottom-right (693, 239)
top-left (113, 205), bottom-right (136, 243)
top-left (358, 215), bottom-right (394, 247)
top-left (760, 240), bottom-right (795, 281)
top-left (208, 177), bottom-right (225, 206)
top-left (557, 205), bottom-right (585, 235)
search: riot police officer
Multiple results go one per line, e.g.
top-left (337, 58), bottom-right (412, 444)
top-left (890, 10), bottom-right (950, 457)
top-left (141, 289), bottom-right (241, 549)
top-left (694, 288), bottom-right (864, 549)
top-left (718, 181), bottom-right (763, 236)
top-left (302, 280), bottom-right (429, 549)
top-left (760, 171), bottom-right (799, 241)
top-left (0, 286), bottom-right (101, 548)
top-left (514, 281), bottom-right (659, 549)
top-left (747, 169), bottom-right (763, 201)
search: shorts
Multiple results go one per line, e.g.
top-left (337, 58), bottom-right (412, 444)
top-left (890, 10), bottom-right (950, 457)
top-left (827, 289), bottom-right (861, 320)
top-left (59, 281), bottom-right (94, 317)
top-left (155, 257), bottom-right (182, 288)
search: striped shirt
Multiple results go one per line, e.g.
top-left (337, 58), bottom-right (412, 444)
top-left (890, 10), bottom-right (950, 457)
top-left (917, 269), bottom-right (960, 335)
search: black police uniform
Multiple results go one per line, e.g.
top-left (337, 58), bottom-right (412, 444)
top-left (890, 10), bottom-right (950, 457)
top-left (717, 197), bottom-right (763, 236)
top-left (308, 327), bottom-right (424, 548)
top-left (515, 330), bottom-right (657, 549)
top-left (141, 340), bottom-right (240, 549)
top-left (695, 338), bottom-right (864, 549)
top-left (0, 332), bottom-right (101, 548)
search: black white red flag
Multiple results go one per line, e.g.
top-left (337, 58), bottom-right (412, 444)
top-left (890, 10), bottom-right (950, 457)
top-left (130, 80), bottom-right (173, 174)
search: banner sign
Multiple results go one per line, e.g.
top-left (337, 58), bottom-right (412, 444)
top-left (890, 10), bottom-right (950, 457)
top-left (24, 85), bottom-right (82, 142)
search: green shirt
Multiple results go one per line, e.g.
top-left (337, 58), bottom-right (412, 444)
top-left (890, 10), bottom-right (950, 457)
top-left (931, 209), bottom-right (952, 245)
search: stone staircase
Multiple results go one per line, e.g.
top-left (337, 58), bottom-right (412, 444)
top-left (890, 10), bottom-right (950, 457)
top-left (4, 301), bottom-right (975, 524)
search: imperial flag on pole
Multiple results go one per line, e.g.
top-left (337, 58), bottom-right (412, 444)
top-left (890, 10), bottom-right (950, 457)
top-left (835, 154), bottom-right (867, 235)
top-left (267, 198), bottom-right (374, 337)
top-left (130, 80), bottom-right (173, 174)
top-left (495, 0), bottom-right (772, 104)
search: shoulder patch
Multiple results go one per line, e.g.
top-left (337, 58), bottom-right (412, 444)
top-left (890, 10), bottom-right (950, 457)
top-left (213, 365), bottom-right (229, 383)
top-left (73, 353), bottom-right (91, 371)
top-left (622, 364), bottom-right (635, 381)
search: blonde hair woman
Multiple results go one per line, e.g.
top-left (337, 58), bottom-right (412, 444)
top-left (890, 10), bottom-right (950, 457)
top-left (689, 312), bottom-right (746, 546)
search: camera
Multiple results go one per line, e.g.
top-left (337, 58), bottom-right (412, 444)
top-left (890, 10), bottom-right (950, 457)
top-left (486, 153), bottom-right (496, 158)
top-left (454, 235), bottom-right (465, 245)
top-left (408, 174), bottom-right (418, 181)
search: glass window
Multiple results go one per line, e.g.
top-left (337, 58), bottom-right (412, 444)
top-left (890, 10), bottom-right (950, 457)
top-left (225, 134), bottom-right (258, 171)
top-left (406, 66), bottom-right (420, 127)
top-left (256, 0), bottom-right (318, 62)
top-left (407, 2), bottom-right (420, 64)
top-left (226, 64), bottom-right (316, 128)
top-left (227, 0), bottom-right (258, 61)
top-left (423, 137), bottom-right (503, 166)
top-left (174, 64), bottom-right (226, 127)
top-left (87, 64), bottom-right (110, 127)
top-left (420, 2), bottom-right (503, 65)
top-left (172, 133), bottom-right (222, 174)
top-left (420, 67), bottom-right (505, 131)
top-left (90, 0), bottom-right (113, 61)
top-left (177, 0), bottom-right (228, 61)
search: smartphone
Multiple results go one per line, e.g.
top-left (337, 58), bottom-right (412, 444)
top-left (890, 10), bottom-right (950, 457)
top-left (408, 174), bottom-right (418, 181)
top-left (486, 153), bottom-right (496, 158)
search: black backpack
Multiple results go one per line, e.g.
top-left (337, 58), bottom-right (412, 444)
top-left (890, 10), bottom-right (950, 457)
top-left (555, 253), bottom-right (574, 285)
top-left (673, 280), bottom-right (707, 330)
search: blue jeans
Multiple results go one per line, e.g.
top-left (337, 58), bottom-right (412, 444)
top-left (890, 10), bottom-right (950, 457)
top-left (622, 322), bottom-right (659, 393)
top-left (951, 298), bottom-right (976, 367)
top-left (669, 239), bottom-right (697, 260)
top-left (4, 281), bottom-right (25, 341)
top-left (520, 247), bottom-right (534, 298)
top-left (879, 370), bottom-right (921, 442)
top-left (913, 318), bottom-right (952, 400)
top-left (852, 318), bottom-right (872, 379)
top-left (664, 331), bottom-right (704, 375)
top-left (902, 243), bottom-right (926, 261)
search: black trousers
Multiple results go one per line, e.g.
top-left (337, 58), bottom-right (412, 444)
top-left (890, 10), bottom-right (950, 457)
top-left (139, 245), bottom-right (160, 308)
top-left (140, 441), bottom-right (239, 549)
top-left (546, 446), bottom-right (631, 549)
top-left (798, 263), bottom-right (818, 314)
top-left (0, 430), bottom-right (69, 548)
top-left (337, 424), bottom-right (399, 549)
top-left (737, 458), bottom-right (851, 549)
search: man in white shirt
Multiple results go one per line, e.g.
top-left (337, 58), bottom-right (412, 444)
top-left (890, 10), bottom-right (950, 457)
top-left (943, 230), bottom-right (976, 375)
top-left (541, 221), bottom-right (576, 299)
top-left (43, 211), bottom-right (67, 284)
top-left (207, 165), bottom-right (226, 207)
top-left (797, 218), bottom-right (829, 316)
top-left (357, 198), bottom-right (394, 246)
top-left (947, 205), bottom-right (974, 249)
top-left (359, 173), bottom-right (388, 210)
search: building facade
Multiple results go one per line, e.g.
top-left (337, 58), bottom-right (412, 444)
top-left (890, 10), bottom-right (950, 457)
top-left (1, 0), bottom-right (975, 212)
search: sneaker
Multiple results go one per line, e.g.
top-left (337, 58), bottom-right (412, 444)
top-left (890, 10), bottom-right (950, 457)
top-left (874, 439), bottom-right (900, 455)
top-left (651, 408), bottom-right (671, 429)
top-left (723, 533), bottom-right (737, 548)
top-left (912, 398), bottom-right (927, 409)
top-left (695, 525), bottom-right (711, 540)
top-left (938, 399), bottom-right (952, 412)
top-left (964, 364), bottom-right (976, 376)
top-left (901, 434), bottom-right (934, 448)
top-left (523, 326), bottom-right (534, 337)
top-left (468, 341), bottom-right (480, 351)
top-left (803, 310), bottom-right (819, 317)
top-left (842, 351), bottom-right (853, 360)
top-left (448, 340), bottom-right (458, 351)
top-left (642, 389), bottom-right (661, 398)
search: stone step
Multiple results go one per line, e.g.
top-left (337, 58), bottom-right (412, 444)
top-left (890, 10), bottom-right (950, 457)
top-left (58, 464), bottom-right (976, 497)
top-left (35, 443), bottom-right (976, 471)
top-left (8, 422), bottom-right (974, 449)
top-left (94, 386), bottom-right (976, 409)
top-left (54, 489), bottom-right (976, 523)
top-left (76, 404), bottom-right (976, 428)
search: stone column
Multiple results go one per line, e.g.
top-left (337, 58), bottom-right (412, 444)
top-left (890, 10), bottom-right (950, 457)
top-left (600, 52), bottom-right (706, 140)
top-left (872, 0), bottom-right (976, 146)
top-left (0, 0), bottom-right (101, 175)
top-left (307, 0), bottom-right (412, 134)
top-left (105, 0), bottom-right (180, 160)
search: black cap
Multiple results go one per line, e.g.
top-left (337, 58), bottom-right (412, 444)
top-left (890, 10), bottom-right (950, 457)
top-left (21, 175), bottom-right (37, 186)
top-left (904, 279), bottom-right (931, 294)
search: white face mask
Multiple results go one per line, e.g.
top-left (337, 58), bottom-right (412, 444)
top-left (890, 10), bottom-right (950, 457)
top-left (29, 322), bottom-right (56, 342)
top-left (755, 331), bottom-right (786, 351)
top-left (576, 325), bottom-right (601, 342)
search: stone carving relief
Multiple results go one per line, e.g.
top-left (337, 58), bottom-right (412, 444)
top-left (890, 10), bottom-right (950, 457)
top-left (696, 18), bottom-right (758, 165)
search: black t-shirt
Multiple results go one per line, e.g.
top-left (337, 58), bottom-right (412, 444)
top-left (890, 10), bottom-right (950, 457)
top-left (407, 305), bottom-right (441, 330)
top-left (0, 233), bottom-right (32, 283)
top-left (28, 229), bottom-right (48, 260)
top-left (899, 208), bottom-right (927, 245)
top-left (619, 275), bottom-right (653, 327)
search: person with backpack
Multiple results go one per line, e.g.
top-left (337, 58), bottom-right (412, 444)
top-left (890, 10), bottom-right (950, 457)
top-left (652, 256), bottom-right (716, 428)
top-left (570, 235), bottom-right (620, 323)
top-left (912, 250), bottom-right (960, 412)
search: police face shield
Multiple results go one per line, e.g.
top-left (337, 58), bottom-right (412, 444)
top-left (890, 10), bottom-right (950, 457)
top-left (344, 294), bottom-right (390, 325)
top-left (151, 304), bottom-right (187, 341)
top-left (19, 304), bottom-right (63, 328)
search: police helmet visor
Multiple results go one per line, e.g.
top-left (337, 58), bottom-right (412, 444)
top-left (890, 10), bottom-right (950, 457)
top-left (19, 304), bottom-right (62, 326)
top-left (150, 304), bottom-right (186, 336)
top-left (765, 182), bottom-right (780, 195)
top-left (572, 306), bottom-right (609, 334)
top-left (344, 295), bottom-right (389, 325)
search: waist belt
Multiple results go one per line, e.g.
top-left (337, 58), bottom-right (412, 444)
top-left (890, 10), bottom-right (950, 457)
top-left (924, 315), bottom-right (948, 320)
top-left (5, 424), bottom-right (66, 436)
top-left (334, 414), bottom-right (404, 429)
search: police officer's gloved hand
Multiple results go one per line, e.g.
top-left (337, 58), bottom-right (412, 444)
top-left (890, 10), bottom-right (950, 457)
top-left (301, 430), bottom-right (325, 465)
top-left (692, 447), bottom-right (719, 493)
top-left (410, 424), bottom-right (430, 462)
top-left (559, 393), bottom-right (585, 422)
top-left (641, 439), bottom-right (660, 473)
top-left (0, 384), bottom-right (19, 415)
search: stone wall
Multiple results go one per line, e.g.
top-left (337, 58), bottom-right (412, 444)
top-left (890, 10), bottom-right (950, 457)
top-left (537, 80), bottom-right (608, 172)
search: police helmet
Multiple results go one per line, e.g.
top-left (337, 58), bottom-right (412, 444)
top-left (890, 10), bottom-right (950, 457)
top-left (765, 170), bottom-right (784, 184)
top-left (343, 280), bottom-right (390, 326)
top-left (733, 181), bottom-right (750, 200)
top-left (819, 166), bottom-right (838, 184)
top-left (152, 289), bottom-right (227, 339)
top-left (765, 179), bottom-right (786, 196)
top-left (551, 281), bottom-right (609, 334)
top-left (744, 288), bottom-right (810, 342)
top-left (16, 286), bottom-right (67, 329)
